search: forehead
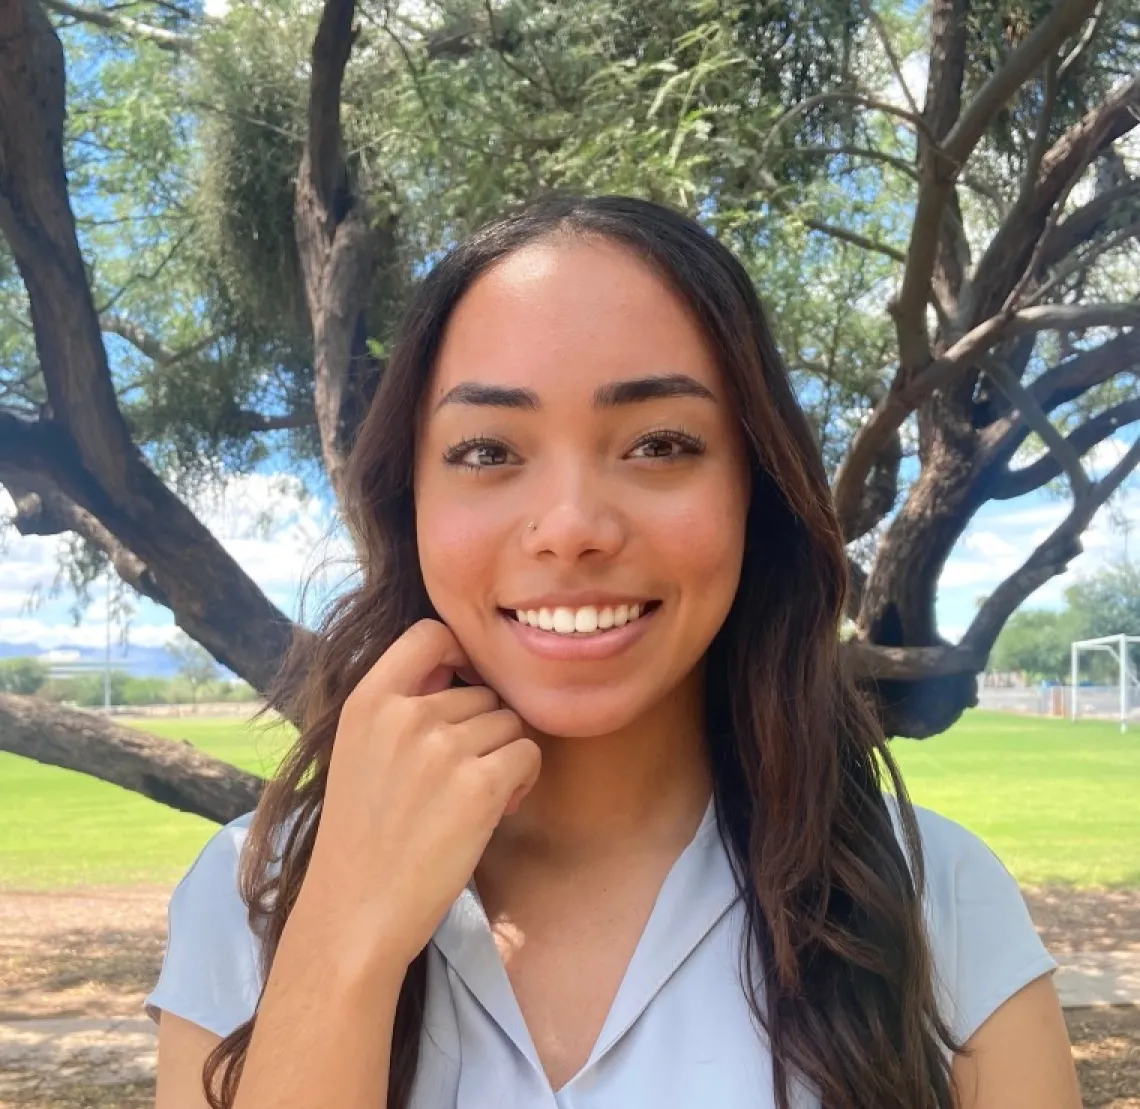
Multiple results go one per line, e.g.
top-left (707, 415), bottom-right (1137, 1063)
top-left (429, 237), bottom-right (722, 402)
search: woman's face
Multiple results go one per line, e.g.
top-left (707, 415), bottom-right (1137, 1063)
top-left (414, 236), bottom-right (750, 737)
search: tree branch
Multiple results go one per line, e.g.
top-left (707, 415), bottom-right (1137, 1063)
top-left (760, 91), bottom-right (934, 166)
top-left (941, 0), bottom-right (1099, 168)
top-left (0, 463), bottom-right (168, 606)
top-left (1003, 302), bottom-right (1140, 337)
top-left (295, 0), bottom-right (388, 504)
top-left (964, 72), bottom-right (1140, 326)
top-left (962, 434), bottom-right (1140, 657)
top-left (889, 0), bottom-right (967, 377)
top-left (892, 0), bottom-right (1100, 369)
top-left (833, 301), bottom-right (1139, 534)
top-left (305, 0), bottom-right (355, 217)
top-left (1023, 217), bottom-right (1140, 309)
top-left (1040, 180), bottom-right (1140, 270)
top-left (39, 0), bottom-right (195, 53)
top-left (101, 313), bottom-right (229, 369)
top-left (791, 144), bottom-right (919, 181)
top-left (859, 0), bottom-right (921, 119)
top-left (232, 408), bottom-right (316, 433)
top-left (0, 694), bottom-right (262, 824)
top-left (1057, 0), bottom-right (1109, 80)
top-left (101, 313), bottom-right (181, 363)
top-left (1016, 54), bottom-right (1061, 222)
top-left (991, 397), bottom-right (1140, 500)
top-left (841, 640), bottom-right (983, 682)
top-left (803, 218), bottom-right (906, 263)
top-left (1027, 329), bottom-right (1140, 414)
top-left (979, 353), bottom-right (1091, 497)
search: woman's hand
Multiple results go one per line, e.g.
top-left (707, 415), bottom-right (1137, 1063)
top-left (296, 619), bottom-right (542, 974)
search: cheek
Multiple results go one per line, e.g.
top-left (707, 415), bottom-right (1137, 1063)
top-left (644, 475), bottom-right (747, 602)
top-left (416, 496), bottom-right (504, 616)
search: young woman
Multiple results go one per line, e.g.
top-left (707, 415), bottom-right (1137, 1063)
top-left (146, 195), bottom-right (1081, 1109)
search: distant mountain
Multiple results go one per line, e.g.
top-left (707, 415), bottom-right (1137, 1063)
top-left (0, 641), bottom-right (232, 680)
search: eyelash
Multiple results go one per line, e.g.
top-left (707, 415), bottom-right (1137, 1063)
top-left (442, 428), bottom-right (707, 472)
top-left (442, 437), bottom-right (513, 472)
top-left (629, 427), bottom-right (707, 461)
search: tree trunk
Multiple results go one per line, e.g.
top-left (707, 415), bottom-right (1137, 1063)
top-left (855, 412), bottom-right (989, 737)
top-left (0, 0), bottom-right (299, 692)
top-left (0, 694), bottom-right (264, 824)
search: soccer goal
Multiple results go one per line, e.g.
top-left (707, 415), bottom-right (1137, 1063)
top-left (1069, 633), bottom-right (1140, 731)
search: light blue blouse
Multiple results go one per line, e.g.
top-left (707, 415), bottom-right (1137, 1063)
top-left (144, 796), bottom-right (1056, 1107)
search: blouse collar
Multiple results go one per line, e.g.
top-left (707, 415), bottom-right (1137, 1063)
top-left (431, 794), bottom-right (742, 1084)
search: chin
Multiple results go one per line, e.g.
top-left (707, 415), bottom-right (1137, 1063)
top-left (494, 683), bottom-right (652, 739)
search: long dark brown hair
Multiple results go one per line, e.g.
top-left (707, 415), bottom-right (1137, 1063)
top-left (202, 194), bottom-right (961, 1109)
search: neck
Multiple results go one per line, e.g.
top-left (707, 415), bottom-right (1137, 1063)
top-left (486, 670), bottom-right (712, 868)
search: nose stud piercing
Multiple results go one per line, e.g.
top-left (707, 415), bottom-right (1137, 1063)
top-left (527, 521), bottom-right (537, 531)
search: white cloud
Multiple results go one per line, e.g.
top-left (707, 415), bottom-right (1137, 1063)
top-left (939, 530), bottom-right (1022, 588)
top-left (1, 473), bottom-right (356, 651)
top-left (937, 468), bottom-right (1140, 638)
top-left (1084, 437), bottom-right (1130, 477)
top-left (0, 616), bottom-right (179, 650)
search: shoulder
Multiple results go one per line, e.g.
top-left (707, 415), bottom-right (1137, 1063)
top-left (168, 809), bottom-right (261, 936)
top-left (187, 809), bottom-right (258, 880)
top-left (885, 796), bottom-right (1058, 1045)
top-left (143, 809), bottom-right (269, 1038)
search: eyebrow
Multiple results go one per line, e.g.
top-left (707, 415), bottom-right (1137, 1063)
top-left (433, 373), bottom-right (716, 412)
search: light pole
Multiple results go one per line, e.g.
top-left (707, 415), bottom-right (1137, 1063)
top-left (103, 571), bottom-right (111, 713)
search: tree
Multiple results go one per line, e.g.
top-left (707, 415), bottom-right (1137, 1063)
top-left (1063, 559), bottom-right (1140, 641)
top-left (168, 632), bottom-right (221, 706)
top-left (0, 657), bottom-right (49, 694)
top-left (989, 608), bottom-right (1075, 680)
top-left (990, 560), bottom-right (1140, 679)
top-left (2, 0), bottom-right (1140, 820)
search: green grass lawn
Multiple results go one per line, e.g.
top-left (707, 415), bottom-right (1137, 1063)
top-left (889, 711), bottom-right (1140, 888)
top-left (0, 715), bottom-right (294, 889)
top-left (0, 709), bottom-right (1137, 890)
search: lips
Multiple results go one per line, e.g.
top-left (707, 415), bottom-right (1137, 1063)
top-left (499, 601), bottom-right (661, 661)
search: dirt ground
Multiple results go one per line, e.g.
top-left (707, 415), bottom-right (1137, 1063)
top-left (0, 886), bottom-right (1137, 1107)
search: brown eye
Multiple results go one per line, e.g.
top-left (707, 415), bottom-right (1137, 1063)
top-left (637, 438), bottom-right (681, 459)
top-left (628, 429), bottom-right (706, 461)
top-left (443, 438), bottom-right (517, 470)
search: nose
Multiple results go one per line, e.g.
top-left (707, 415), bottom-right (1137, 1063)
top-left (522, 465), bottom-right (625, 562)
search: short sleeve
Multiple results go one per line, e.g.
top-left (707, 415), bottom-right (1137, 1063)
top-left (904, 802), bottom-right (1058, 1045)
top-left (143, 811), bottom-right (264, 1038)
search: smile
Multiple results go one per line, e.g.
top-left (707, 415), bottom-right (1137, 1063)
top-left (507, 602), bottom-right (659, 637)
top-left (498, 601), bottom-right (662, 661)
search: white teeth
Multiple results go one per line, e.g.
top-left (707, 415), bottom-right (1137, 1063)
top-left (512, 602), bottom-right (653, 636)
top-left (574, 607), bottom-right (598, 633)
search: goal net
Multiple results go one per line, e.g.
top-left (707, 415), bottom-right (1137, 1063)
top-left (1070, 633), bottom-right (1140, 731)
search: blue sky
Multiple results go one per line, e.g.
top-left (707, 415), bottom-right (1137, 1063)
top-left (3, 436), bottom-right (1137, 656)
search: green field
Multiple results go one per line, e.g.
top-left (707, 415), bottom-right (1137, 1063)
top-left (0, 710), bottom-right (1137, 889)
top-left (0, 716), bottom-right (294, 889)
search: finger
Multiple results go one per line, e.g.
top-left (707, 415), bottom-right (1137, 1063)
top-left (418, 684), bottom-right (501, 725)
top-left (480, 738), bottom-right (542, 813)
top-left (360, 619), bottom-right (471, 699)
top-left (449, 708), bottom-right (526, 757)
